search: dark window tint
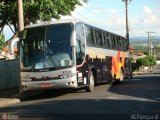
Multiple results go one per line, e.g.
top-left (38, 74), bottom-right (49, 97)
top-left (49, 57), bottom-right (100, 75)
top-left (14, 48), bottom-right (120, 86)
top-left (76, 23), bottom-right (85, 65)
top-left (103, 32), bottom-right (107, 47)
top-left (95, 29), bottom-right (103, 46)
top-left (107, 33), bottom-right (111, 47)
top-left (85, 25), bottom-right (95, 44)
top-left (20, 23), bottom-right (74, 70)
top-left (111, 34), bottom-right (115, 49)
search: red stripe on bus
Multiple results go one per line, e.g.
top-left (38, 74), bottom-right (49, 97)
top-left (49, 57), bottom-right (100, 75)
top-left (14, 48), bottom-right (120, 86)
top-left (112, 57), bottom-right (117, 74)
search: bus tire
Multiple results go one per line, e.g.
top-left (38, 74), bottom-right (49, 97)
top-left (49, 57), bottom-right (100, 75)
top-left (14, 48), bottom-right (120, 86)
top-left (119, 69), bottom-right (124, 82)
top-left (86, 71), bottom-right (95, 92)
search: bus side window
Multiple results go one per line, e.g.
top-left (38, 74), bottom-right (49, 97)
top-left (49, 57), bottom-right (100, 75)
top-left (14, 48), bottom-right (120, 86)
top-left (99, 30), bottom-right (103, 46)
top-left (76, 23), bottom-right (85, 65)
top-left (115, 35), bottom-right (118, 49)
top-left (95, 29), bottom-right (99, 45)
top-left (85, 25), bottom-right (90, 44)
top-left (122, 38), bottom-right (126, 51)
top-left (118, 37), bottom-right (122, 50)
top-left (85, 25), bottom-right (94, 44)
top-left (117, 36), bottom-right (121, 50)
top-left (120, 37), bottom-right (122, 50)
top-left (90, 28), bottom-right (95, 44)
top-left (113, 35), bottom-right (116, 49)
top-left (103, 32), bottom-right (107, 47)
top-left (95, 29), bottom-right (103, 46)
top-left (110, 34), bottom-right (112, 49)
top-left (107, 33), bottom-right (111, 48)
top-left (121, 38), bottom-right (124, 51)
top-left (76, 38), bottom-right (81, 58)
top-left (115, 35), bottom-right (117, 49)
top-left (111, 34), bottom-right (115, 49)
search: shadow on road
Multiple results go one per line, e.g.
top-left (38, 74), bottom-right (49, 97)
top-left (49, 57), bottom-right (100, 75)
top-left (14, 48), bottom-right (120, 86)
top-left (19, 89), bottom-right (77, 101)
top-left (108, 75), bottom-right (160, 102)
top-left (0, 98), bottom-right (159, 120)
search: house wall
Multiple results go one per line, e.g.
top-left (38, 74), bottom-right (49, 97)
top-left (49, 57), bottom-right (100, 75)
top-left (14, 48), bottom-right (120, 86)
top-left (0, 59), bottom-right (19, 90)
top-left (156, 60), bottom-right (160, 64)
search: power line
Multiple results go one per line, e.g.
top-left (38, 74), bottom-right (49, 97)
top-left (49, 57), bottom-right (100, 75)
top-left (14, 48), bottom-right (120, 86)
top-left (131, 26), bottom-right (160, 30)
top-left (75, 2), bottom-right (127, 31)
top-left (74, 11), bottom-right (125, 31)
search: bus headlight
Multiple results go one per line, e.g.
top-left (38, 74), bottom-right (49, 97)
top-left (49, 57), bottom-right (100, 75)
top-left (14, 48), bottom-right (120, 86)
top-left (59, 73), bottom-right (75, 79)
top-left (22, 77), bottom-right (32, 82)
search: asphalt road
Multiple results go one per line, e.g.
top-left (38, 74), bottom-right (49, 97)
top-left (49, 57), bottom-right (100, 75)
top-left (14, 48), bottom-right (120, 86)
top-left (0, 74), bottom-right (160, 120)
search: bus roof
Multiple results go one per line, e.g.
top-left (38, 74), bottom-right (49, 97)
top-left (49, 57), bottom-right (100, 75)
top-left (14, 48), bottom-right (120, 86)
top-left (24, 19), bottom-right (126, 38)
top-left (25, 19), bottom-right (81, 29)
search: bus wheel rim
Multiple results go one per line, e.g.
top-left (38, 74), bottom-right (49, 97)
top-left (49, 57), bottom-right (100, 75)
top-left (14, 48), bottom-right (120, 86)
top-left (90, 72), bottom-right (94, 86)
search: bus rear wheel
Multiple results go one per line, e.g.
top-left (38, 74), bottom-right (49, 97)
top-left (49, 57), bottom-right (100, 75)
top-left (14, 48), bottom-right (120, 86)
top-left (115, 70), bottom-right (124, 84)
top-left (119, 70), bottom-right (124, 82)
top-left (86, 71), bottom-right (95, 92)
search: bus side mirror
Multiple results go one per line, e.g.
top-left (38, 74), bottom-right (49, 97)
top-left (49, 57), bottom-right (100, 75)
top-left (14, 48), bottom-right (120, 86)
top-left (70, 31), bottom-right (76, 47)
top-left (9, 37), bottom-right (19, 55)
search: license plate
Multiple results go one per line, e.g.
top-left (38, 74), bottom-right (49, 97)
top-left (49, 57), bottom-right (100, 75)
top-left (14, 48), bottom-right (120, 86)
top-left (41, 83), bottom-right (51, 88)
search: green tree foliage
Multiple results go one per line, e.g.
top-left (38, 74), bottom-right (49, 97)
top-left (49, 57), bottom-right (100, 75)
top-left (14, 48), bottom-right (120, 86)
top-left (0, 0), bottom-right (81, 34)
top-left (145, 56), bottom-right (156, 66)
top-left (137, 56), bottom-right (156, 66)
top-left (132, 55), bottom-right (157, 71)
top-left (0, 33), bottom-right (5, 51)
top-left (136, 58), bottom-right (143, 66)
top-left (142, 57), bottom-right (150, 66)
top-left (142, 51), bottom-right (149, 56)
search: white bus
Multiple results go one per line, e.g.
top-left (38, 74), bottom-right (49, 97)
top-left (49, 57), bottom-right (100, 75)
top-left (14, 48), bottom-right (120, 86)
top-left (16, 19), bottom-right (132, 92)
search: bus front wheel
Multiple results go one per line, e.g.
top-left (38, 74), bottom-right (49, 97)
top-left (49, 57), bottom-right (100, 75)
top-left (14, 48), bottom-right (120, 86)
top-left (86, 71), bottom-right (95, 92)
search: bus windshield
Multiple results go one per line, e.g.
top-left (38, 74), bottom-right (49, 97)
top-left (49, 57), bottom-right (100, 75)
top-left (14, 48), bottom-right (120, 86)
top-left (20, 23), bottom-right (74, 70)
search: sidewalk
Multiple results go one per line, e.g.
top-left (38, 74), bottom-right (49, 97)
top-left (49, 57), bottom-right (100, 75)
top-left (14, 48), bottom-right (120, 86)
top-left (0, 88), bottom-right (20, 108)
top-left (133, 71), bottom-right (160, 75)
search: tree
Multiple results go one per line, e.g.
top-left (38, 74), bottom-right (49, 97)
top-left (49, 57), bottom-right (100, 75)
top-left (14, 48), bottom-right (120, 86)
top-left (132, 55), bottom-right (157, 72)
top-left (0, 0), bottom-right (82, 37)
top-left (146, 56), bottom-right (156, 66)
top-left (135, 58), bottom-right (143, 70)
top-left (0, 33), bottom-right (5, 51)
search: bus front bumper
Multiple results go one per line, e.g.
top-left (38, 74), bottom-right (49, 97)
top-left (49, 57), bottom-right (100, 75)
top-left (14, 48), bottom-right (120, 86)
top-left (21, 78), bottom-right (77, 91)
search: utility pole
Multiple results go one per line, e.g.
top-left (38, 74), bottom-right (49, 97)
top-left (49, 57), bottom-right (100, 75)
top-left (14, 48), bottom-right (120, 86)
top-left (146, 31), bottom-right (156, 56)
top-left (17, 0), bottom-right (24, 94)
top-left (17, 0), bottom-right (24, 34)
top-left (122, 0), bottom-right (131, 49)
top-left (146, 32), bottom-right (156, 72)
top-left (150, 36), bottom-right (153, 56)
top-left (122, 0), bottom-right (132, 74)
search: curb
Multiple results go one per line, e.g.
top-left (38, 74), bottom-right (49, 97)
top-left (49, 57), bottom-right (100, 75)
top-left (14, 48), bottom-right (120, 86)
top-left (133, 72), bottom-right (160, 75)
top-left (0, 98), bottom-right (20, 108)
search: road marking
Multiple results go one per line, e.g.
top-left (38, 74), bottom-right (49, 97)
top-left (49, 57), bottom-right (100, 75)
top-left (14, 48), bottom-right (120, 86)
top-left (106, 95), bottom-right (160, 102)
top-left (123, 97), bottom-right (159, 102)
top-left (106, 97), bottom-right (119, 99)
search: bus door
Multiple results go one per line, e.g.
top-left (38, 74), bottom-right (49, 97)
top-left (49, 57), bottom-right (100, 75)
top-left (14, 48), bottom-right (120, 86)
top-left (75, 23), bottom-right (87, 87)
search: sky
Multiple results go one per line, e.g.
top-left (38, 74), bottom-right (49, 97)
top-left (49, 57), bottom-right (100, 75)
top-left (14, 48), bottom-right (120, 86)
top-left (3, 0), bottom-right (160, 40)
